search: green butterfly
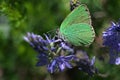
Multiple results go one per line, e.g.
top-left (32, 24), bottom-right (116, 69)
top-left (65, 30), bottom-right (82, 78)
top-left (59, 4), bottom-right (95, 46)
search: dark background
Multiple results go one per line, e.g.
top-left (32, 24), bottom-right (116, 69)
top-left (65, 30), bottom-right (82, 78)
top-left (0, 0), bottom-right (120, 80)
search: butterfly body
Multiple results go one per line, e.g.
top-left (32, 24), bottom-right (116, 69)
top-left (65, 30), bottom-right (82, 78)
top-left (59, 4), bottom-right (95, 46)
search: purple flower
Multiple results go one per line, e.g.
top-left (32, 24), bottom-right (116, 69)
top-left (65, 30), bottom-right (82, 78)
top-left (47, 55), bottom-right (77, 73)
top-left (24, 33), bottom-right (49, 52)
top-left (24, 32), bottom-right (97, 75)
top-left (24, 32), bottom-right (76, 73)
top-left (115, 57), bottom-right (120, 65)
top-left (76, 51), bottom-right (97, 76)
top-left (36, 53), bottom-right (49, 66)
top-left (103, 20), bottom-right (120, 64)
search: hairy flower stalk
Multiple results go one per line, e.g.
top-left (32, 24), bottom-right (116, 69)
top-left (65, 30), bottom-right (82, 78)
top-left (103, 20), bottom-right (120, 64)
top-left (24, 32), bottom-right (97, 76)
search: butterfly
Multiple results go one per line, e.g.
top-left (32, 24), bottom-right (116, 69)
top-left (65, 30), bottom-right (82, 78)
top-left (59, 4), bottom-right (95, 46)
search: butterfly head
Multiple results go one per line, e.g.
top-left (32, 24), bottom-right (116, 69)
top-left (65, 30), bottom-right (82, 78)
top-left (70, 0), bottom-right (80, 11)
top-left (72, 0), bottom-right (77, 4)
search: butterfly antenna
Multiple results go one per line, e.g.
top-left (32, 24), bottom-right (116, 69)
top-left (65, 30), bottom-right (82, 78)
top-left (46, 28), bottom-right (57, 34)
top-left (46, 28), bottom-right (58, 37)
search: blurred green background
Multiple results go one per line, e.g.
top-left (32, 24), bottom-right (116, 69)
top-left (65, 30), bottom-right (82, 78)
top-left (0, 0), bottom-right (120, 80)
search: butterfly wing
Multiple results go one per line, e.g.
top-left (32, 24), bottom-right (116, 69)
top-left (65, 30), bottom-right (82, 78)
top-left (60, 4), bottom-right (91, 30)
top-left (60, 4), bottom-right (95, 46)
top-left (62, 23), bottom-right (95, 46)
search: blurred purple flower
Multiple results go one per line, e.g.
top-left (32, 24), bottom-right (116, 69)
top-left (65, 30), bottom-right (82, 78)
top-left (103, 20), bottom-right (120, 64)
top-left (115, 57), bottom-right (120, 65)
top-left (76, 54), bottom-right (97, 76)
